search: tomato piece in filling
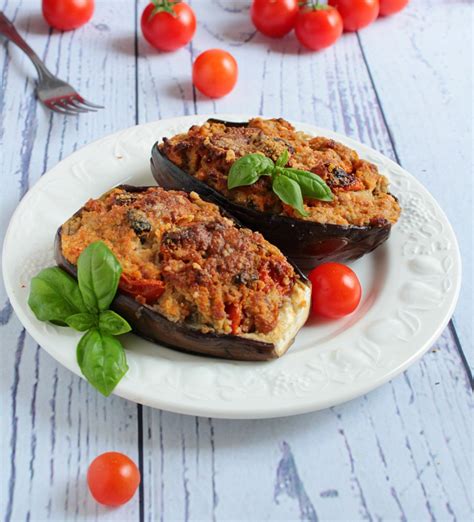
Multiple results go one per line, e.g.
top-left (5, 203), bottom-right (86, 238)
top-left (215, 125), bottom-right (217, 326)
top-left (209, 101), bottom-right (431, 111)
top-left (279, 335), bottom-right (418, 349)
top-left (259, 261), bottom-right (292, 296)
top-left (225, 303), bottom-right (242, 335)
top-left (119, 274), bottom-right (165, 305)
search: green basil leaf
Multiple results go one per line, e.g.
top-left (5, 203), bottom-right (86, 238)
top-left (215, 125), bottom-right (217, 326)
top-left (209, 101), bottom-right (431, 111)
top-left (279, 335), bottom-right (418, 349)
top-left (283, 168), bottom-right (333, 201)
top-left (51, 320), bottom-right (68, 327)
top-left (77, 241), bottom-right (122, 313)
top-left (228, 154), bottom-right (274, 189)
top-left (66, 312), bottom-right (97, 332)
top-left (77, 329), bottom-right (129, 397)
top-left (272, 175), bottom-right (309, 217)
top-left (99, 310), bottom-right (132, 336)
top-left (275, 149), bottom-right (289, 167)
top-left (28, 267), bottom-right (86, 324)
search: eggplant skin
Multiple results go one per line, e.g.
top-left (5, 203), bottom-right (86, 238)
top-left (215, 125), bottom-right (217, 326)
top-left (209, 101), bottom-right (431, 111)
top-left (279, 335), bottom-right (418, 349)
top-left (151, 120), bottom-right (393, 270)
top-left (54, 186), bottom-right (310, 362)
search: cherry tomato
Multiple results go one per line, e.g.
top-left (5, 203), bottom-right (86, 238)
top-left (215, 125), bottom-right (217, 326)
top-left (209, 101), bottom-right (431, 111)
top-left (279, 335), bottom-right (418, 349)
top-left (295, 5), bottom-right (343, 51)
top-left (309, 262), bottom-right (362, 319)
top-left (250, 0), bottom-right (299, 38)
top-left (192, 49), bottom-right (238, 98)
top-left (379, 0), bottom-right (408, 16)
top-left (42, 0), bottom-right (94, 31)
top-left (328, 0), bottom-right (379, 32)
top-left (141, 1), bottom-right (196, 52)
top-left (87, 452), bottom-right (140, 507)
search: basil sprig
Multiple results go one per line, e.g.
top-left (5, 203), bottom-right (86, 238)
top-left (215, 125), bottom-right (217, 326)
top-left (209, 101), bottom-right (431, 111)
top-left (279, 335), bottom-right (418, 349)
top-left (28, 241), bottom-right (131, 396)
top-left (227, 150), bottom-right (333, 216)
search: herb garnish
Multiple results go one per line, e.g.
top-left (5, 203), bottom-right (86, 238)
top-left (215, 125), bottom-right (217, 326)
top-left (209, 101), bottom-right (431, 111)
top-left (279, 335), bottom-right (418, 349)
top-left (28, 241), bottom-right (131, 396)
top-left (227, 150), bottom-right (333, 216)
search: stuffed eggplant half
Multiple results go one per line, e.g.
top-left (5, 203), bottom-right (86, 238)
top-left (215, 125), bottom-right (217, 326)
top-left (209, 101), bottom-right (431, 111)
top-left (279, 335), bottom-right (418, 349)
top-left (152, 118), bottom-right (401, 269)
top-left (55, 186), bottom-right (311, 361)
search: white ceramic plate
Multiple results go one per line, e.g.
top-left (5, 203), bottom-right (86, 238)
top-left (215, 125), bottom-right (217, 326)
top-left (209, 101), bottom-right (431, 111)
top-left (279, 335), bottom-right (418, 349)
top-left (2, 115), bottom-right (461, 419)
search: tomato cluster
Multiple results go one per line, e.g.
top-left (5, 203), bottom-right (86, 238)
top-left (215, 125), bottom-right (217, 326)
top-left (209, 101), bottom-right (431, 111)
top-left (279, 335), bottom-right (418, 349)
top-left (41, 1), bottom-right (409, 99)
top-left (41, 1), bottom-right (237, 99)
top-left (251, 0), bottom-right (409, 51)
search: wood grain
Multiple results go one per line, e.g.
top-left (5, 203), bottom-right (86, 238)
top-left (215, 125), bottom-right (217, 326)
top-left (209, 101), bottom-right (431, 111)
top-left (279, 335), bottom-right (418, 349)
top-left (0, 0), bottom-right (472, 521)
top-left (0, 2), bottom-right (141, 521)
top-left (139, 331), bottom-right (472, 522)
top-left (358, 0), bottom-right (473, 369)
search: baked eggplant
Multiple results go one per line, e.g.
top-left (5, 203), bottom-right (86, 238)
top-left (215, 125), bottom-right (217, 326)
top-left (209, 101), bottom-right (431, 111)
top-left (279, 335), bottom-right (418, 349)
top-left (55, 185), bottom-right (311, 361)
top-left (151, 118), bottom-right (401, 270)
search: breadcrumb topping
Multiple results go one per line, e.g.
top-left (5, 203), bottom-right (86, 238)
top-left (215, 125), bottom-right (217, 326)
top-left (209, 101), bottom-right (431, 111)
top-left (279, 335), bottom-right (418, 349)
top-left (60, 187), bottom-right (298, 336)
top-left (160, 118), bottom-right (401, 227)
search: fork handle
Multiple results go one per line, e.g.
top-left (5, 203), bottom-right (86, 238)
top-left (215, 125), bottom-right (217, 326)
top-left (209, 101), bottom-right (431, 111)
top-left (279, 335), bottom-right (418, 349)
top-left (0, 11), bottom-right (54, 81)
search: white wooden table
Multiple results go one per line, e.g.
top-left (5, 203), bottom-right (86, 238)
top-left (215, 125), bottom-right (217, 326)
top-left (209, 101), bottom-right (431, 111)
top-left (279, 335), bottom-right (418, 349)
top-left (1, 1), bottom-right (472, 521)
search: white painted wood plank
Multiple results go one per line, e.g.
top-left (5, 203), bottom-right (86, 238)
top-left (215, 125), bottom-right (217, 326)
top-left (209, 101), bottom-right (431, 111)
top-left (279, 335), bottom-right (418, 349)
top-left (0, 2), bottom-right (141, 521)
top-left (136, 1), bottom-right (473, 521)
top-left (140, 331), bottom-right (472, 522)
top-left (358, 0), bottom-right (473, 368)
top-left (1, 1), bottom-right (471, 521)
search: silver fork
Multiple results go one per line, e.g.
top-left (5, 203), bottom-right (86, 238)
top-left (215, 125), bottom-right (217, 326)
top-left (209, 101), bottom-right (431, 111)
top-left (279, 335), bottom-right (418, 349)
top-left (0, 11), bottom-right (103, 115)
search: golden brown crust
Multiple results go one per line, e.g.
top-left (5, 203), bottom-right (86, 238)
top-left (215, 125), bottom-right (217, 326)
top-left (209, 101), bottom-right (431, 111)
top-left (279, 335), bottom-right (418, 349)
top-left (160, 118), bottom-right (401, 226)
top-left (60, 187), bottom-right (296, 336)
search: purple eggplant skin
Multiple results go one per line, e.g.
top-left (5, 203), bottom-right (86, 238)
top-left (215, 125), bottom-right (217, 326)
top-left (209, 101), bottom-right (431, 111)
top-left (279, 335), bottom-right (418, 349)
top-left (151, 119), bottom-right (394, 270)
top-left (54, 185), bottom-right (310, 361)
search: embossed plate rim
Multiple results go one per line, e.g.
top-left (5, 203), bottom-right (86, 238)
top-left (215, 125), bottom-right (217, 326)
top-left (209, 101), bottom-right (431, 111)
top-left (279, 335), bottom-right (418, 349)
top-left (2, 114), bottom-right (462, 419)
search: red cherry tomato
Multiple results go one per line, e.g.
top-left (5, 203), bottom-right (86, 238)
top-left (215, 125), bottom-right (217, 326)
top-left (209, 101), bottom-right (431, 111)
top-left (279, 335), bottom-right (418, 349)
top-left (309, 262), bottom-right (362, 319)
top-left (250, 0), bottom-right (299, 38)
top-left (295, 5), bottom-right (343, 51)
top-left (379, 0), bottom-right (408, 16)
top-left (141, 1), bottom-right (196, 52)
top-left (87, 452), bottom-right (140, 507)
top-left (192, 49), bottom-right (238, 98)
top-left (328, 0), bottom-right (379, 32)
top-left (42, 0), bottom-right (94, 31)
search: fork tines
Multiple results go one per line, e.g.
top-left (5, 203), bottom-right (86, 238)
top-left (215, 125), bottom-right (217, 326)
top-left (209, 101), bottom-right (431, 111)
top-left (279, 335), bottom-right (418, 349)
top-left (45, 95), bottom-right (104, 115)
